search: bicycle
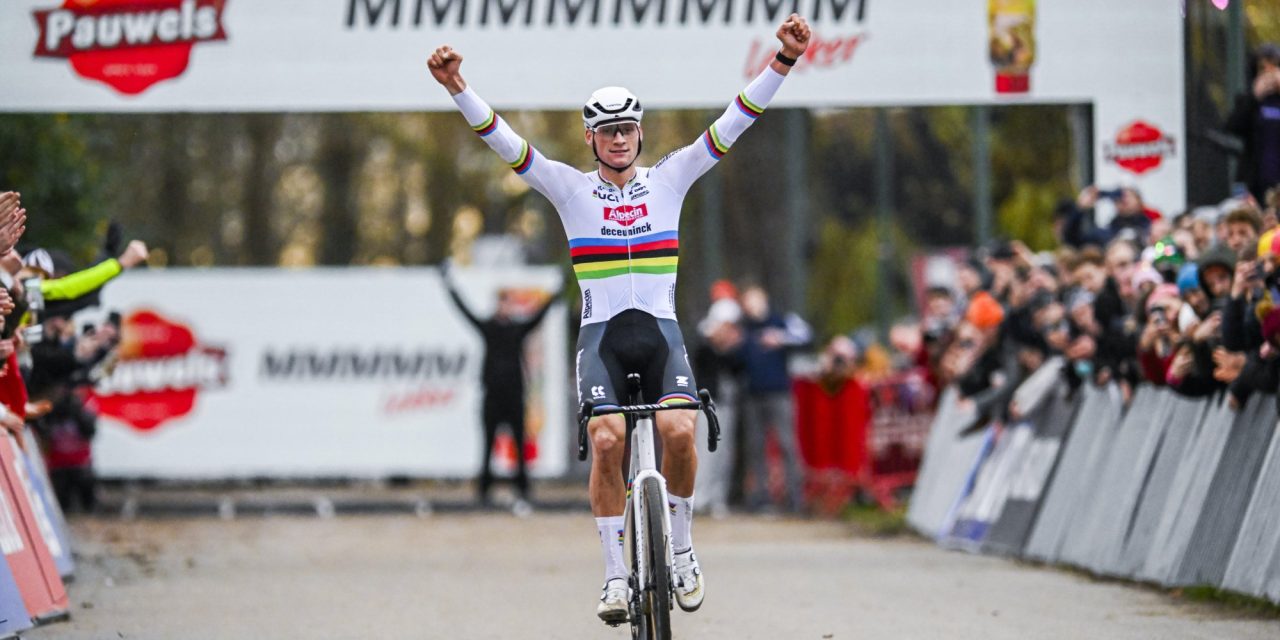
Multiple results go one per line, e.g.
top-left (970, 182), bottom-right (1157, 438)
top-left (577, 373), bottom-right (721, 640)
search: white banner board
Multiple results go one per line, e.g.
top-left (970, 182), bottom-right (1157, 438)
top-left (0, 0), bottom-right (1187, 214)
top-left (79, 267), bottom-right (569, 479)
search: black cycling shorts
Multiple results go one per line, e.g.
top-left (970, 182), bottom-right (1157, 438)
top-left (575, 309), bottom-right (698, 410)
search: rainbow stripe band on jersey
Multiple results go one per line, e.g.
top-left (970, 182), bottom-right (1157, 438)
top-left (735, 93), bottom-right (764, 119)
top-left (569, 231), bottom-right (679, 280)
top-left (509, 141), bottom-right (534, 174)
top-left (472, 111), bottom-right (498, 137)
top-left (702, 125), bottom-right (728, 159)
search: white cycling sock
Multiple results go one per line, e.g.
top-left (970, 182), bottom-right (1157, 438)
top-left (596, 516), bottom-right (627, 583)
top-left (670, 493), bottom-right (695, 554)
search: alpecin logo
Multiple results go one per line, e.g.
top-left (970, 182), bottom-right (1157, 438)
top-left (32, 0), bottom-right (229, 96)
top-left (86, 309), bottom-right (228, 432)
top-left (1103, 120), bottom-right (1177, 175)
top-left (604, 203), bottom-right (649, 227)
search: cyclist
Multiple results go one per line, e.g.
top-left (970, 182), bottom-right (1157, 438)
top-left (428, 15), bottom-right (811, 623)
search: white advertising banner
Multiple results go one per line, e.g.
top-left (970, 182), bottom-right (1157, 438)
top-left (0, 0), bottom-right (1187, 212)
top-left (80, 267), bottom-right (569, 479)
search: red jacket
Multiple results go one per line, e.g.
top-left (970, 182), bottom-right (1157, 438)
top-left (0, 353), bottom-right (27, 419)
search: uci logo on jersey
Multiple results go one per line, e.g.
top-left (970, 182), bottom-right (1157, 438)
top-left (604, 204), bottom-right (649, 227)
top-left (592, 189), bottom-right (621, 203)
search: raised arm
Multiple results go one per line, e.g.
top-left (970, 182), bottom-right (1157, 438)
top-left (428, 47), bottom-right (585, 206)
top-left (440, 264), bottom-right (483, 330)
top-left (649, 15), bottom-right (811, 196)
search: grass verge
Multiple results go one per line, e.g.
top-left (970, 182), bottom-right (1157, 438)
top-left (1174, 586), bottom-right (1280, 618)
top-left (842, 503), bottom-right (908, 537)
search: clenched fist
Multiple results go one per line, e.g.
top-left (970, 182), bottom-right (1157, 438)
top-left (777, 14), bottom-right (812, 59)
top-left (119, 239), bottom-right (149, 269)
top-left (428, 46), bottom-right (467, 95)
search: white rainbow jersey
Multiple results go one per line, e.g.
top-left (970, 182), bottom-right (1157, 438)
top-left (451, 66), bottom-right (787, 326)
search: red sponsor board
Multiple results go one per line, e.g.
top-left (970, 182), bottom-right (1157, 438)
top-left (32, 0), bottom-right (228, 95)
top-left (1104, 120), bottom-right (1177, 175)
top-left (86, 309), bottom-right (227, 432)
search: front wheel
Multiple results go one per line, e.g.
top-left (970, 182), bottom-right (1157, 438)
top-left (642, 477), bottom-right (672, 640)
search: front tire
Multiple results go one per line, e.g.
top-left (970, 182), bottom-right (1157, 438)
top-left (642, 477), bottom-right (672, 640)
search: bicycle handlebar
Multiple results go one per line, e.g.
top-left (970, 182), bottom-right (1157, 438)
top-left (576, 390), bottom-right (721, 461)
top-left (590, 401), bottom-right (701, 416)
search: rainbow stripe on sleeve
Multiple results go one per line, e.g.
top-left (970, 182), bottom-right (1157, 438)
top-left (471, 111), bottom-right (498, 137)
top-left (569, 230), bottom-right (679, 280)
top-left (509, 141), bottom-right (535, 174)
top-left (735, 92), bottom-right (765, 119)
top-left (702, 125), bottom-right (728, 160)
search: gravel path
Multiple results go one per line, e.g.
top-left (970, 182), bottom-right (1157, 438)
top-left (20, 512), bottom-right (1280, 639)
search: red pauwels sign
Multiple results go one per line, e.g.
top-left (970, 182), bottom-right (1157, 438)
top-left (86, 309), bottom-right (228, 432)
top-left (1104, 120), bottom-right (1177, 175)
top-left (31, 0), bottom-right (228, 96)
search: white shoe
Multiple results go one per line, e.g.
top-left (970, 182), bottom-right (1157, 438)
top-left (596, 578), bottom-right (629, 625)
top-left (511, 499), bottom-right (533, 518)
top-left (673, 549), bottom-right (704, 612)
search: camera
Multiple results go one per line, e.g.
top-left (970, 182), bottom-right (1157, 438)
top-left (20, 276), bottom-right (43, 344)
top-left (21, 277), bottom-right (43, 314)
top-left (1097, 188), bottom-right (1124, 201)
top-left (20, 324), bottom-right (42, 345)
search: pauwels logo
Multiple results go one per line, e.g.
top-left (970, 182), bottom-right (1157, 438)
top-left (1104, 120), bottom-right (1177, 175)
top-left (32, 0), bottom-right (229, 96)
top-left (604, 203), bottom-right (649, 227)
top-left (87, 309), bottom-right (228, 432)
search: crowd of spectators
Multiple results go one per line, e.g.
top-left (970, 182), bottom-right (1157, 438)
top-left (920, 183), bottom-right (1280, 427)
top-left (0, 191), bottom-right (148, 513)
top-left (692, 281), bottom-right (813, 514)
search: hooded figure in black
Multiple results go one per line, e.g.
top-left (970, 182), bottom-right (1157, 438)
top-left (442, 264), bottom-right (562, 506)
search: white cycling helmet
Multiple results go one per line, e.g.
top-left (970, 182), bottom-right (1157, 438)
top-left (582, 86), bottom-right (643, 129)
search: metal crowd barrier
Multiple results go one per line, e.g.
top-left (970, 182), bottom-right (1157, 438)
top-left (909, 362), bottom-right (1280, 604)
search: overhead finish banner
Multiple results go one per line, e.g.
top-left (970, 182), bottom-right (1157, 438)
top-left (78, 268), bottom-right (569, 479)
top-left (0, 0), bottom-right (1185, 211)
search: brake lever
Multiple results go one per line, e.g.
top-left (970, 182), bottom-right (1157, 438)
top-left (698, 389), bottom-right (720, 453)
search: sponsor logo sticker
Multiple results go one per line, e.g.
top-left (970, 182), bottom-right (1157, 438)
top-left (604, 203), bottom-right (649, 227)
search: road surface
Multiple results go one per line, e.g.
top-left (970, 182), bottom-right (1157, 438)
top-left (24, 512), bottom-right (1280, 639)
